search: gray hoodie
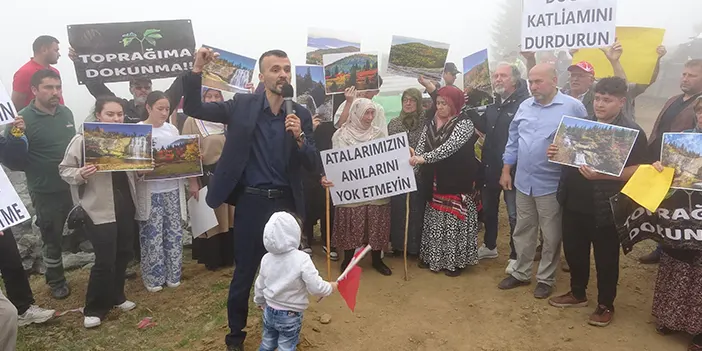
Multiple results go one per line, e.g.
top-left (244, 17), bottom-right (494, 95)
top-left (254, 212), bottom-right (333, 312)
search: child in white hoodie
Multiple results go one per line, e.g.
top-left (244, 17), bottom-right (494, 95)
top-left (254, 212), bottom-right (337, 351)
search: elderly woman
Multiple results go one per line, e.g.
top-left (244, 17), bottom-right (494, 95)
top-left (410, 85), bottom-right (480, 277)
top-left (182, 88), bottom-right (234, 271)
top-left (651, 96), bottom-right (702, 351)
top-left (387, 88), bottom-right (428, 256)
top-left (321, 98), bottom-right (392, 276)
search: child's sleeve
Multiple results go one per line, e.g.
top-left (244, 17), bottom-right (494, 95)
top-left (253, 270), bottom-right (266, 307)
top-left (300, 256), bottom-right (333, 297)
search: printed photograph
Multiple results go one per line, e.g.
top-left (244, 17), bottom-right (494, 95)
top-left (463, 49), bottom-right (495, 108)
top-left (83, 122), bottom-right (153, 172)
top-left (323, 52), bottom-right (379, 95)
top-left (661, 133), bottom-right (702, 191)
top-left (551, 116), bottom-right (640, 177)
top-left (387, 35), bottom-right (450, 81)
top-left (202, 45), bottom-right (256, 93)
top-left (145, 134), bottom-right (203, 181)
top-left (306, 28), bottom-right (361, 65)
top-left (295, 65), bottom-right (333, 121)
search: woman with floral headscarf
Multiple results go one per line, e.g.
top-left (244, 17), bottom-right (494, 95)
top-left (388, 88), bottom-right (428, 256)
top-left (410, 85), bottom-right (480, 277)
top-left (321, 98), bottom-right (392, 276)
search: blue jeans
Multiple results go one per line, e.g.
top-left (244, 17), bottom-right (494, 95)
top-left (259, 306), bottom-right (303, 351)
top-left (482, 186), bottom-right (517, 258)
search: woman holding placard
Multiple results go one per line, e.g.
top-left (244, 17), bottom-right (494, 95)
top-left (182, 88), bottom-right (234, 271)
top-left (410, 85), bottom-right (480, 277)
top-left (59, 96), bottom-right (140, 329)
top-left (321, 98), bottom-right (392, 276)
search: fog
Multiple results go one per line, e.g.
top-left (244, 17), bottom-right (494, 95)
top-left (1, 0), bottom-right (700, 125)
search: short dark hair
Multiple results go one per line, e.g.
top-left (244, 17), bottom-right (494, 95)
top-left (30, 69), bottom-right (61, 88)
top-left (32, 35), bottom-right (59, 54)
top-left (146, 91), bottom-right (169, 108)
top-left (594, 77), bottom-right (627, 98)
top-left (129, 77), bottom-right (152, 87)
top-left (258, 50), bottom-right (288, 72)
top-left (95, 96), bottom-right (124, 116)
top-left (685, 59), bottom-right (702, 70)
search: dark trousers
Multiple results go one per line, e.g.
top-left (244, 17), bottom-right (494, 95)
top-left (29, 190), bottom-right (73, 288)
top-left (482, 186), bottom-right (517, 257)
top-left (225, 192), bottom-right (295, 346)
top-left (562, 208), bottom-right (620, 309)
top-left (0, 228), bottom-right (34, 315)
top-left (302, 188), bottom-right (333, 249)
top-left (83, 191), bottom-right (135, 319)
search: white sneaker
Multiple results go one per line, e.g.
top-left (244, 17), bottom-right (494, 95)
top-left (146, 286), bottom-right (163, 293)
top-left (505, 259), bottom-right (517, 275)
top-left (17, 305), bottom-right (55, 327)
top-left (322, 246), bottom-right (339, 261)
top-left (166, 281), bottom-right (181, 288)
top-left (114, 300), bottom-right (136, 312)
top-left (301, 247), bottom-right (313, 255)
top-left (477, 244), bottom-right (499, 260)
top-left (84, 316), bottom-right (101, 329)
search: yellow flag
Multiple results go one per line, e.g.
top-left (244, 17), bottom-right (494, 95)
top-left (621, 165), bottom-right (674, 212)
top-left (572, 27), bottom-right (666, 85)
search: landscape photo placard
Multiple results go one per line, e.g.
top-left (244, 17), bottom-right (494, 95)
top-left (387, 35), bottom-right (450, 81)
top-left (295, 65), bottom-right (333, 121)
top-left (83, 122), bottom-right (153, 172)
top-left (202, 45), bottom-right (256, 93)
top-left (323, 52), bottom-right (379, 95)
top-left (145, 134), bottom-right (203, 181)
top-left (67, 20), bottom-right (195, 84)
top-left (462, 49), bottom-right (495, 109)
top-left (550, 116), bottom-right (639, 177)
top-left (306, 28), bottom-right (361, 66)
top-left (661, 132), bottom-right (702, 191)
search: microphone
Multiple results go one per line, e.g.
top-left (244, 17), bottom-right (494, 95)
top-left (282, 83), bottom-right (294, 116)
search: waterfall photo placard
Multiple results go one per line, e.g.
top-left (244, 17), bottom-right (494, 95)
top-left (145, 134), bottom-right (202, 181)
top-left (201, 45), bottom-right (256, 94)
top-left (83, 122), bottom-right (153, 172)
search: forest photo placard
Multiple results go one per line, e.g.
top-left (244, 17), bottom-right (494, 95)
top-left (661, 132), bottom-right (702, 191)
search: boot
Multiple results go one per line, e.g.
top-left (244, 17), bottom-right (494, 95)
top-left (371, 250), bottom-right (392, 276)
top-left (340, 250), bottom-right (354, 273)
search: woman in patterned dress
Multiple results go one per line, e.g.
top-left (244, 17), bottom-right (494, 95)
top-left (388, 88), bottom-right (428, 256)
top-left (321, 98), bottom-right (393, 276)
top-left (410, 85), bottom-right (480, 277)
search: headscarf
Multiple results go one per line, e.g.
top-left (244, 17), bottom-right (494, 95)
top-left (198, 88), bottom-right (226, 135)
top-left (334, 98), bottom-right (384, 148)
top-left (435, 85), bottom-right (466, 118)
top-left (399, 88), bottom-right (424, 131)
top-left (426, 86), bottom-right (466, 151)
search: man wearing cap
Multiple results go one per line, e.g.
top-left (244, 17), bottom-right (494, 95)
top-left (443, 62), bottom-right (460, 87)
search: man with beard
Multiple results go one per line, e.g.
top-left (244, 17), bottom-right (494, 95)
top-left (467, 63), bottom-right (530, 274)
top-left (12, 36), bottom-right (63, 111)
top-left (6, 70), bottom-right (76, 299)
top-left (182, 48), bottom-right (317, 351)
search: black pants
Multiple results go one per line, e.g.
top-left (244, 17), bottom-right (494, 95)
top-left (0, 228), bottom-right (34, 315)
top-left (562, 208), bottom-right (620, 309)
top-left (83, 190), bottom-right (136, 319)
top-left (482, 186), bottom-right (517, 256)
top-left (225, 192), bottom-right (295, 346)
top-left (302, 187), bottom-right (333, 249)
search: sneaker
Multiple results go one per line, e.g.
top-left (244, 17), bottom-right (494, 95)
top-left (301, 247), bottom-right (313, 255)
top-left (146, 286), bottom-right (163, 293)
top-left (588, 305), bottom-right (614, 327)
top-left (322, 246), bottom-right (339, 261)
top-left (477, 244), bottom-right (498, 260)
top-left (548, 292), bottom-right (588, 308)
top-left (114, 301), bottom-right (136, 312)
top-left (166, 281), bottom-right (181, 288)
top-left (505, 259), bottom-right (517, 275)
top-left (17, 305), bottom-right (55, 326)
top-left (533, 282), bottom-right (553, 299)
top-left (84, 316), bottom-right (101, 329)
top-left (498, 275), bottom-right (530, 290)
top-left (50, 284), bottom-right (71, 300)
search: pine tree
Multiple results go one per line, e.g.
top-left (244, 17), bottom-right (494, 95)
top-left (490, 0), bottom-right (523, 64)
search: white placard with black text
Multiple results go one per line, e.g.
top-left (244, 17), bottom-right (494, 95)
top-left (0, 80), bottom-right (18, 126)
top-left (0, 168), bottom-right (31, 231)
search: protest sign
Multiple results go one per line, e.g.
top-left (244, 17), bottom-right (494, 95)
top-left (611, 190), bottom-right (702, 253)
top-left (145, 134), bottom-right (203, 181)
top-left (0, 168), bottom-right (31, 231)
top-left (68, 20), bottom-right (195, 84)
top-left (0, 80), bottom-right (18, 126)
top-left (201, 45), bottom-right (256, 94)
top-left (521, 0), bottom-right (617, 51)
top-left (321, 133), bottom-right (417, 206)
top-left (660, 133), bottom-right (702, 192)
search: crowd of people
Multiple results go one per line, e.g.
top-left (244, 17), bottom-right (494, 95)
top-left (0, 31), bottom-right (700, 351)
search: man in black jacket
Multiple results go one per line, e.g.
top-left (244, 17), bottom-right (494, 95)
top-left (547, 77), bottom-right (648, 327)
top-left (468, 63), bottom-right (530, 273)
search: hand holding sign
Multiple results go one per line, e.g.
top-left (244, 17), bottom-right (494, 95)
top-left (193, 47), bottom-right (219, 73)
top-left (409, 155), bottom-right (425, 166)
top-left (79, 165), bottom-right (98, 180)
top-left (320, 176), bottom-right (334, 188)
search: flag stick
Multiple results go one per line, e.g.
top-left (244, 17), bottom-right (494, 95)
top-left (325, 188), bottom-right (331, 281)
top-left (403, 194), bottom-right (410, 281)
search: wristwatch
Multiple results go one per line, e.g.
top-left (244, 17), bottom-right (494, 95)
top-left (296, 131), bottom-right (306, 142)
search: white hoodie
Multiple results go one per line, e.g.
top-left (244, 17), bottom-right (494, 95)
top-left (254, 212), bottom-right (333, 312)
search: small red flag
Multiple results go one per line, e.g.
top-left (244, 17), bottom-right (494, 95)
top-left (338, 266), bottom-right (362, 312)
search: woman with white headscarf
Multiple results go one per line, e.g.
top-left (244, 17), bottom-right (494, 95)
top-left (321, 98), bottom-right (392, 276)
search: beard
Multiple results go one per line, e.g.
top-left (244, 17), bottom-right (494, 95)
top-left (494, 85), bottom-right (506, 95)
top-left (134, 96), bottom-right (147, 106)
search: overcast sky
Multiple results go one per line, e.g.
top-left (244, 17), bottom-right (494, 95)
top-left (1, 0), bottom-right (700, 124)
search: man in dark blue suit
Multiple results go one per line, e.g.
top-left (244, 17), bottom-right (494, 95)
top-left (182, 48), bottom-right (317, 351)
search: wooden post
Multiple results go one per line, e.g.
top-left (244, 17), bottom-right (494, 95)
top-left (326, 188), bottom-right (332, 281)
top-left (403, 194), bottom-right (410, 281)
